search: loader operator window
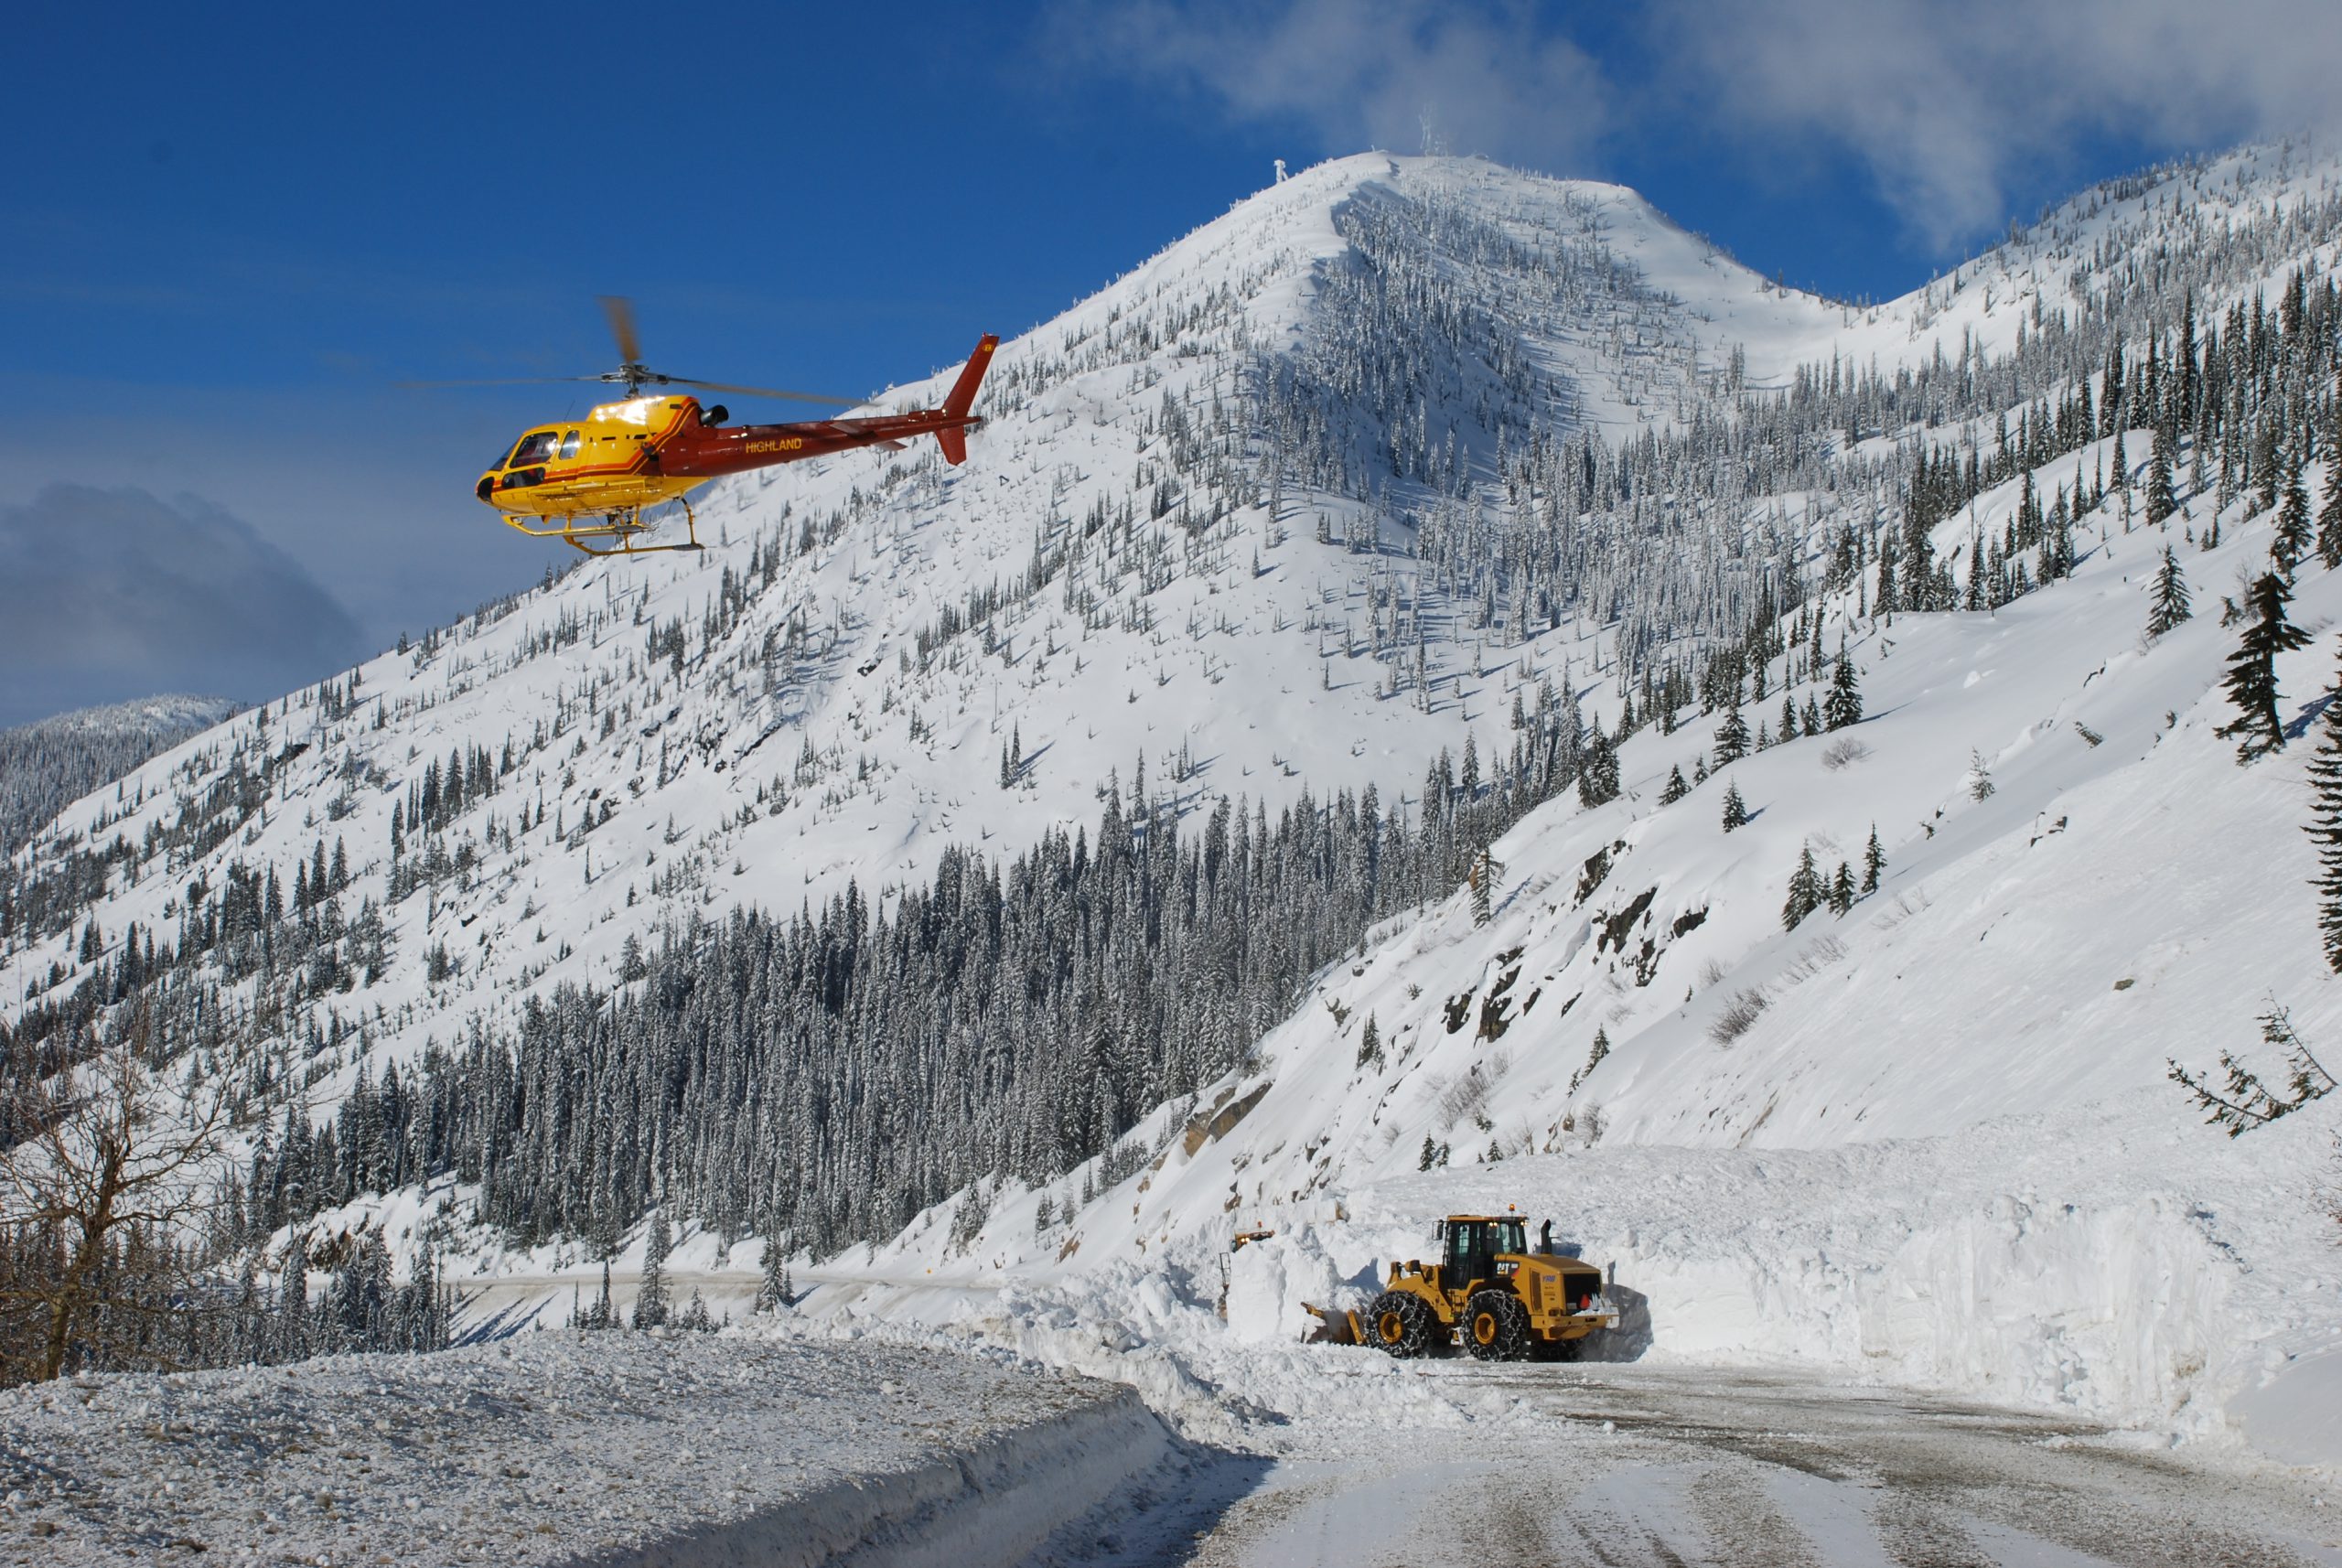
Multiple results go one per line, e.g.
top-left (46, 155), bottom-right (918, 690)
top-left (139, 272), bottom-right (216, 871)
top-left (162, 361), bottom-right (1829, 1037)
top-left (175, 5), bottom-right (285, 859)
top-left (1493, 1220), bottom-right (1525, 1257)
top-left (1447, 1224), bottom-right (1488, 1288)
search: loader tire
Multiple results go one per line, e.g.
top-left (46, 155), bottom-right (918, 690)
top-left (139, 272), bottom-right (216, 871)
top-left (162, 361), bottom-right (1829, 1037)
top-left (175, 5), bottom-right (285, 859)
top-left (1464, 1289), bottom-right (1531, 1361)
top-left (1368, 1290), bottom-right (1434, 1359)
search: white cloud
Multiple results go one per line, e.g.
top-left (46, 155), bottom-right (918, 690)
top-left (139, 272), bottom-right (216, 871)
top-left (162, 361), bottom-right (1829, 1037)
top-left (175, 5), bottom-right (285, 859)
top-left (1667, 0), bottom-right (2342, 244)
top-left (1047, 0), bottom-right (1612, 173)
top-left (1052, 0), bottom-right (2342, 248)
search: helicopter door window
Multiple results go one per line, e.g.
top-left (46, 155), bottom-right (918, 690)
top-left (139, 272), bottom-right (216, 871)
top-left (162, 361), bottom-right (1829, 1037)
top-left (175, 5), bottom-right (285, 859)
top-left (508, 432), bottom-right (558, 467)
top-left (557, 430), bottom-right (582, 460)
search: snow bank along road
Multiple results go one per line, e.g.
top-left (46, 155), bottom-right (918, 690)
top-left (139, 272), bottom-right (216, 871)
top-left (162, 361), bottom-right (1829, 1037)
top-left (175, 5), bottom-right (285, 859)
top-left (0, 1328), bottom-right (1175, 1566)
top-left (1106, 1361), bottom-right (2342, 1568)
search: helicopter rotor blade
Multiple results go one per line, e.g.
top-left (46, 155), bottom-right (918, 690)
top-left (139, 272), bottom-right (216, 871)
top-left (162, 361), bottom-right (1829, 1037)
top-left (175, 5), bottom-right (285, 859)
top-left (661, 376), bottom-right (865, 407)
top-left (394, 376), bottom-right (610, 389)
top-left (599, 295), bottom-right (643, 367)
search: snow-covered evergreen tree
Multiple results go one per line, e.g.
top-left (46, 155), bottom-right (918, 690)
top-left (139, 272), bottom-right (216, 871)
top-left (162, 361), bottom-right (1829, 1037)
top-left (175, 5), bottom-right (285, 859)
top-left (1823, 641), bottom-right (1864, 731)
top-left (1714, 702), bottom-right (1750, 765)
top-left (2305, 657), bottom-right (2342, 973)
top-left (2147, 545), bottom-right (2193, 637)
top-left (2320, 436), bottom-right (2342, 569)
top-left (632, 1212), bottom-right (671, 1330)
top-left (754, 1235), bottom-right (791, 1314)
top-left (2274, 456), bottom-right (2315, 578)
top-left (1782, 843), bottom-right (1823, 930)
top-left (1575, 730), bottom-right (1619, 808)
top-left (2146, 420), bottom-right (2179, 526)
top-left (2218, 572), bottom-right (2314, 763)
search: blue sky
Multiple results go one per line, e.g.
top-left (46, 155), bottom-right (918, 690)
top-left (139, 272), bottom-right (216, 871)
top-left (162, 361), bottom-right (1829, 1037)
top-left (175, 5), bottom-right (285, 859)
top-left (3, 0), bottom-right (2332, 726)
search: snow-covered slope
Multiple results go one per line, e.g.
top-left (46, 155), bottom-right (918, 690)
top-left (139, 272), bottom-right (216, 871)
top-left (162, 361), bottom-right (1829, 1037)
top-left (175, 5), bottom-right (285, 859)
top-left (7, 139), bottom-right (2342, 1456)
top-left (856, 447), bottom-right (2342, 1445)
top-left (0, 152), bottom-right (1875, 1125)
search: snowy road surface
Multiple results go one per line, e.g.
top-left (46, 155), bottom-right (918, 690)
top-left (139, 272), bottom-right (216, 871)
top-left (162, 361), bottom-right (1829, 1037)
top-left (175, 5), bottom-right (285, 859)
top-left (1073, 1364), bottom-right (2342, 1568)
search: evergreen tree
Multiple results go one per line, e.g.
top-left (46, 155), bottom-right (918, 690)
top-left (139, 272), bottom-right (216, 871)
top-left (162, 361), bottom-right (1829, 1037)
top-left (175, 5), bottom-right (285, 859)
top-left (2305, 654), bottom-right (2342, 973)
top-left (2218, 572), bottom-right (2315, 763)
top-left (754, 1235), bottom-right (791, 1313)
top-left (1829, 861), bottom-right (1855, 916)
top-left (1714, 702), bottom-right (1750, 765)
top-left (2320, 450), bottom-right (2342, 570)
top-left (1782, 843), bottom-right (1823, 930)
top-left (1570, 1026), bottom-right (1610, 1094)
top-left (2146, 545), bottom-right (2193, 637)
top-left (632, 1212), bottom-right (671, 1329)
top-left (2275, 455), bottom-right (2315, 578)
top-left (1356, 1012), bottom-right (1383, 1069)
top-left (2146, 419), bottom-right (2178, 525)
top-left (588, 1261), bottom-right (614, 1331)
top-left (1658, 765), bottom-right (1688, 805)
top-left (1861, 825), bottom-right (1885, 896)
top-left (2254, 416), bottom-right (2283, 513)
top-left (1418, 1135), bottom-right (1438, 1172)
top-left (1576, 730), bottom-right (1619, 808)
top-left (1778, 694), bottom-right (1799, 743)
top-left (1823, 640), bottom-right (1864, 730)
top-left (1968, 749), bottom-right (1996, 800)
top-left (281, 1240), bottom-right (310, 1359)
top-left (1721, 778), bottom-right (1747, 832)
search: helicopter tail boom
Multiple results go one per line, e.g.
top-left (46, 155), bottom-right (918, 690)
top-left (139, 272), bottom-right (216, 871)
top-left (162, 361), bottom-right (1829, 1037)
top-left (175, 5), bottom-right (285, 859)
top-left (650, 334), bottom-right (1000, 477)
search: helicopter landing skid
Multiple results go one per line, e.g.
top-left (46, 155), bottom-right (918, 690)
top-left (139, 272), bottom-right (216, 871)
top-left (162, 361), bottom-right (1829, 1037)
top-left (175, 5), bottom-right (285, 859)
top-left (508, 499), bottom-right (704, 557)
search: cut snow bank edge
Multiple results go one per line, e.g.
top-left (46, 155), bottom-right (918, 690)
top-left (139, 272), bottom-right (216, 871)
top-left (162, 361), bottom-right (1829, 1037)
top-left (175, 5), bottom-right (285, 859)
top-left (574, 1391), bottom-right (1172, 1568)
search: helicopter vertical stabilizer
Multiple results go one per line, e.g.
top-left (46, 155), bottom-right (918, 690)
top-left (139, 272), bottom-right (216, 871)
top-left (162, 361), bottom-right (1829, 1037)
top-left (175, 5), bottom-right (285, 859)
top-left (933, 335), bottom-right (1000, 464)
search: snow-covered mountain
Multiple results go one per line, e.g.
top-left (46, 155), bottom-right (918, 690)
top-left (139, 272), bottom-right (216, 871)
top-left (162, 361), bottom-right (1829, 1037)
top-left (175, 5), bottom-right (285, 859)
top-left (7, 139), bottom-right (2342, 1452)
top-left (0, 693), bottom-right (240, 854)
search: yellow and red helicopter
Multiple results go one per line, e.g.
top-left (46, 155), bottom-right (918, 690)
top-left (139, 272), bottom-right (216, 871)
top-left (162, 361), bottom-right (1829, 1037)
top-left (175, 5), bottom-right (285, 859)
top-left (424, 297), bottom-right (996, 556)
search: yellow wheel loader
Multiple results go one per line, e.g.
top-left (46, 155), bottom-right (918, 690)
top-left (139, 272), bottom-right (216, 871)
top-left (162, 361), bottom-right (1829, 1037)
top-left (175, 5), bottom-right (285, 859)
top-left (1316, 1214), bottom-right (1616, 1361)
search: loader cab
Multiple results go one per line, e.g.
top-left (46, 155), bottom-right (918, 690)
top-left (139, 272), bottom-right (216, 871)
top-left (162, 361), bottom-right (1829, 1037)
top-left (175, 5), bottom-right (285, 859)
top-left (1438, 1216), bottom-right (1527, 1292)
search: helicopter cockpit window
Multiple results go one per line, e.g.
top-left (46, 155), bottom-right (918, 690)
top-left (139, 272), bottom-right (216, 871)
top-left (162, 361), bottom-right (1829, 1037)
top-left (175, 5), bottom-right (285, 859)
top-left (557, 429), bottom-right (582, 460)
top-left (508, 431), bottom-right (558, 467)
top-left (489, 441), bottom-right (519, 472)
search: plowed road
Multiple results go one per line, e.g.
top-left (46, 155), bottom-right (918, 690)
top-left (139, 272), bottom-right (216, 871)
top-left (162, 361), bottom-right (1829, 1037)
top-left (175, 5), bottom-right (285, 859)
top-left (1070, 1364), bottom-right (2339, 1568)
